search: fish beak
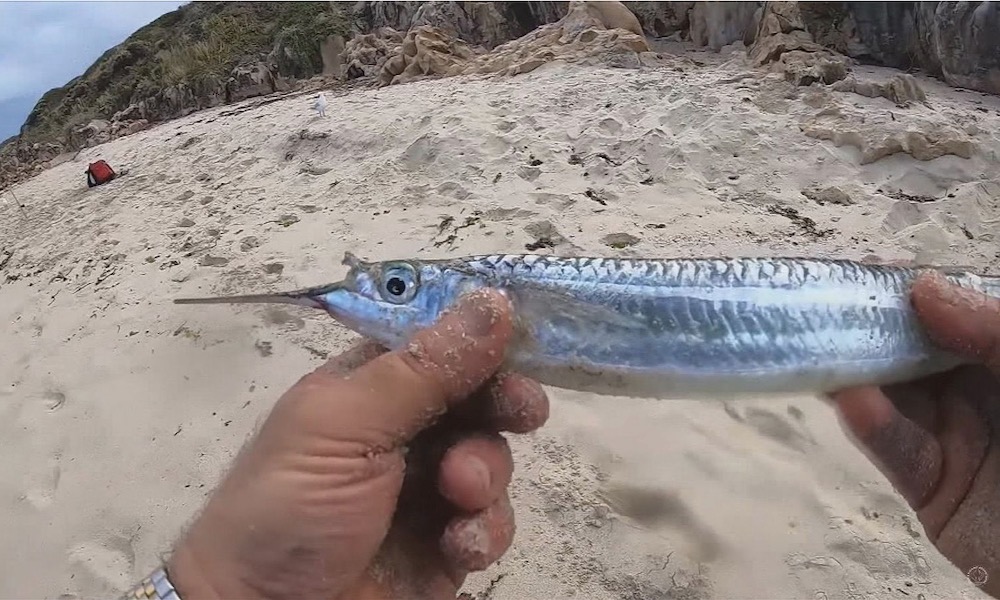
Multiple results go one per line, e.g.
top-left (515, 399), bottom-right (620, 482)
top-left (173, 280), bottom-right (349, 311)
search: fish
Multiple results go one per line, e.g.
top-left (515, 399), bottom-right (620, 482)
top-left (174, 252), bottom-right (1000, 399)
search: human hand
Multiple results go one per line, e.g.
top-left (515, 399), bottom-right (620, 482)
top-left (831, 271), bottom-right (1000, 596)
top-left (165, 288), bottom-right (549, 600)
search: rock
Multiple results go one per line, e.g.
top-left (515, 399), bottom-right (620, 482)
top-left (379, 25), bottom-right (481, 86)
top-left (177, 218), bottom-right (196, 227)
top-left (803, 118), bottom-right (975, 164)
top-left (624, 1), bottom-right (693, 37)
top-left (321, 34), bottom-right (347, 77)
top-left (831, 73), bottom-right (927, 107)
top-left (796, 2), bottom-right (870, 57)
top-left (342, 28), bottom-right (405, 80)
top-left (847, 2), bottom-right (1000, 95)
top-left (226, 62), bottom-right (288, 104)
top-left (68, 119), bottom-right (111, 148)
top-left (689, 2), bottom-right (759, 51)
top-left (377, 1), bottom-right (650, 87)
top-left (801, 185), bottom-right (853, 205)
top-left (352, 1), bottom-right (567, 49)
top-left (776, 49), bottom-right (849, 86)
top-left (748, 1), bottom-right (850, 85)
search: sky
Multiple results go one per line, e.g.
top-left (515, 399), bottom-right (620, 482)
top-left (0, 1), bottom-right (186, 141)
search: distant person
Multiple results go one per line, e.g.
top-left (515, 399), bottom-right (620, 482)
top-left (120, 275), bottom-right (1000, 599)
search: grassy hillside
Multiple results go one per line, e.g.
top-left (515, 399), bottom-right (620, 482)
top-left (18, 1), bottom-right (350, 144)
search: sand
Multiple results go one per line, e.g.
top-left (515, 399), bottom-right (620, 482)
top-left (2, 39), bottom-right (999, 599)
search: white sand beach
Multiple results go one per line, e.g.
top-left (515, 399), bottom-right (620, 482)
top-left (2, 38), bottom-right (999, 599)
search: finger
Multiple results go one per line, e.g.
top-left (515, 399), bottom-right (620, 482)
top-left (879, 375), bottom-right (945, 432)
top-left (313, 338), bottom-right (387, 376)
top-left (334, 288), bottom-right (514, 446)
top-left (438, 433), bottom-right (513, 512)
top-left (911, 271), bottom-right (1000, 370)
top-left (486, 372), bottom-right (550, 434)
top-left (831, 385), bottom-right (942, 509)
top-left (450, 372), bottom-right (551, 434)
top-left (440, 492), bottom-right (516, 572)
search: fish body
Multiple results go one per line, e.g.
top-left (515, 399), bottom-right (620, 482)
top-left (175, 253), bottom-right (1000, 399)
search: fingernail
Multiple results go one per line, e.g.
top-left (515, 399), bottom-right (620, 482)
top-left (455, 291), bottom-right (498, 337)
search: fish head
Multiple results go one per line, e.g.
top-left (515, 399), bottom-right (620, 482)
top-left (313, 252), bottom-right (480, 349)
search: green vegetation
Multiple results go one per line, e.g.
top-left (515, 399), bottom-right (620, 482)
top-left (16, 1), bottom-right (350, 144)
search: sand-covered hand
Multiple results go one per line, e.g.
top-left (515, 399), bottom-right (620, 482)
top-left (832, 271), bottom-right (1000, 597)
top-left (166, 289), bottom-right (549, 600)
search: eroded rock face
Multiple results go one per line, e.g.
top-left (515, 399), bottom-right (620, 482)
top-left (689, 2), bottom-right (759, 51)
top-left (377, 1), bottom-right (650, 86)
top-left (342, 28), bottom-right (406, 80)
top-left (803, 116), bottom-right (976, 164)
top-left (849, 2), bottom-right (1000, 95)
top-left (831, 73), bottom-right (927, 107)
top-left (749, 1), bottom-right (850, 86)
top-left (351, 1), bottom-right (568, 49)
top-left (226, 62), bottom-right (289, 104)
top-left (624, 1), bottom-right (693, 37)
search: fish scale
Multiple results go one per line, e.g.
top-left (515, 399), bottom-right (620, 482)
top-left (175, 253), bottom-right (1000, 400)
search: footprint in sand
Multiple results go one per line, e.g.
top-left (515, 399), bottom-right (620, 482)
top-left (495, 120), bottom-right (516, 133)
top-left (262, 307), bottom-right (305, 331)
top-left (598, 117), bottom-right (624, 136)
top-left (601, 232), bottom-right (640, 249)
top-left (22, 454), bottom-right (61, 510)
top-left (722, 404), bottom-right (815, 453)
top-left (262, 262), bottom-right (284, 275)
top-left (68, 535), bottom-right (136, 591)
top-left (44, 389), bottom-right (66, 412)
top-left (598, 482), bottom-right (725, 563)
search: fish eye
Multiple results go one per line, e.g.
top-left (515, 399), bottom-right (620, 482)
top-left (386, 277), bottom-right (406, 296)
top-left (379, 263), bottom-right (418, 304)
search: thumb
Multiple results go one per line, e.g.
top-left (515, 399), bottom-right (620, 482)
top-left (319, 288), bottom-right (514, 448)
top-left (911, 271), bottom-right (1000, 371)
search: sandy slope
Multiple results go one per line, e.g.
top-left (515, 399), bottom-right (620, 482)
top-left (2, 41), bottom-right (999, 599)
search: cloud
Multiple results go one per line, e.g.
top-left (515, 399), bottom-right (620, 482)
top-left (0, 1), bottom-right (185, 138)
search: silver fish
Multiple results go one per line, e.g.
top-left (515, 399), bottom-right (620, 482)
top-left (174, 252), bottom-right (1000, 399)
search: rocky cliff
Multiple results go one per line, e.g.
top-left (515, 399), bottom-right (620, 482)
top-left (2, 1), bottom-right (999, 192)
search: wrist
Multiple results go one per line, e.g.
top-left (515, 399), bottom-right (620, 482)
top-left (165, 542), bottom-right (225, 600)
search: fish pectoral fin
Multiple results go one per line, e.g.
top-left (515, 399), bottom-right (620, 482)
top-left (509, 284), bottom-right (651, 333)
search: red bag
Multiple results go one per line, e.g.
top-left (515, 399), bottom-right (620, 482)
top-left (86, 160), bottom-right (116, 187)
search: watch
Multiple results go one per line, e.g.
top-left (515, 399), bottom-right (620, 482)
top-left (121, 566), bottom-right (181, 600)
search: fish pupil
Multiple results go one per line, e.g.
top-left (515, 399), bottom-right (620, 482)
top-left (386, 277), bottom-right (407, 296)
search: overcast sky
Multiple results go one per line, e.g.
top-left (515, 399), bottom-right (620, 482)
top-left (0, 1), bottom-right (186, 141)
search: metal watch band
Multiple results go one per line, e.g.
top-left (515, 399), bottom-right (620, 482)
top-left (121, 566), bottom-right (181, 600)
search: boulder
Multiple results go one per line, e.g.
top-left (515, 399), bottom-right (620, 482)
top-left (226, 62), bottom-right (288, 104)
top-left (831, 73), bottom-right (927, 107)
top-left (749, 1), bottom-right (850, 85)
top-left (342, 28), bottom-right (405, 80)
